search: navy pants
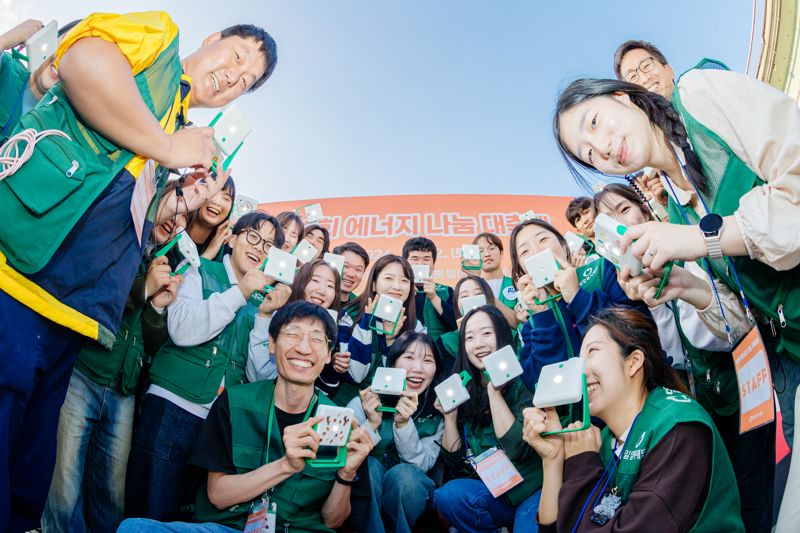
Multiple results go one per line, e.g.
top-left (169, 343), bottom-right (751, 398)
top-left (0, 290), bottom-right (84, 532)
top-left (125, 394), bottom-right (205, 522)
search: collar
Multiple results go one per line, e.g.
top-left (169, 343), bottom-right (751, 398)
top-left (222, 254), bottom-right (240, 286)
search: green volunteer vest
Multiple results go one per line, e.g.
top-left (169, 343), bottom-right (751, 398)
top-left (439, 330), bottom-right (459, 361)
top-left (74, 305), bottom-right (146, 396)
top-left (148, 258), bottom-right (259, 404)
top-left (423, 283), bottom-right (454, 342)
top-left (74, 263), bottom-right (151, 395)
top-left (463, 379), bottom-right (543, 506)
top-left (0, 36), bottom-right (182, 274)
top-left (667, 301), bottom-right (738, 417)
top-left (599, 387), bottom-right (743, 532)
top-left (0, 52), bottom-right (29, 140)
top-left (670, 63), bottom-right (800, 362)
top-left (194, 380), bottom-right (338, 532)
top-left (498, 276), bottom-right (518, 310)
top-left (371, 412), bottom-right (441, 464)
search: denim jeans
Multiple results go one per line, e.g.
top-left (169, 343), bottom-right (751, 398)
top-left (124, 394), bottom-right (205, 521)
top-left (42, 368), bottom-right (135, 532)
top-left (433, 478), bottom-right (541, 533)
top-left (0, 290), bottom-right (84, 532)
top-left (368, 457), bottom-right (435, 533)
top-left (118, 518), bottom-right (240, 532)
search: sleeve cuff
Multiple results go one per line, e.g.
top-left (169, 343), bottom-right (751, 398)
top-left (563, 451), bottom-right (603, 480)
top-left (566, 287), bottom-right (590, 315)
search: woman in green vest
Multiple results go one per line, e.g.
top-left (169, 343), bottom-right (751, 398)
top-left (437, 275), bottom-right (499, 373)
top-left (524, 307), bottom-right (744, 532)
top-left (186, 176), bottom-right (236, 262)
top-left (472, 232), bottom-right (519, 327)
top-left (433, 305), bottom-right (543, 533)
top-left (347, 331), bottom-right (444, 533)
top-left (594, 183), bottom-right (774, 530)
top-left (333, 255), bottom-right (423, 406)
top-left (553, 70), bottom-right (800, 452)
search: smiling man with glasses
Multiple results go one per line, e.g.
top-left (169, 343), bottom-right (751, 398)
top-left (613, 39), bottom-right (676, 100)
top-left (124, 210), bottom-right (293, 521)
top-left (119, 301), bottom-right (374, 533)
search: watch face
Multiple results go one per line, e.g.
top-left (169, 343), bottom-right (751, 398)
top-left (699, 213), bottom-right (723, 234)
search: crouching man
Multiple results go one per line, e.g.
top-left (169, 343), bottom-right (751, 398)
top-left (119, 300), bottom-right (374, 532)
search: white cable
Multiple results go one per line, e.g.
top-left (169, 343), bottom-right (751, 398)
top-left (0, 128), bottom-right (72, 181)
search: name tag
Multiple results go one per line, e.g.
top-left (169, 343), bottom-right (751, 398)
top-left (130, 160), bottom-right (157, 246)
top-left (473, 447), bottom-right (523, 498)
top-left (733, 326), bottom-right (775, 434)
top-left (245, 498), bottom-right (277, 533)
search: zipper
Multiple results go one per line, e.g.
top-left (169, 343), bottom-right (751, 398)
top-left (212, 346), bottom-right (218, 357)
top-left (205, 360), bottom-right (211, 368)
top-left (777, 305), bottom-right (787, 328)
top-left (65, 160), bottom-right (79, 177)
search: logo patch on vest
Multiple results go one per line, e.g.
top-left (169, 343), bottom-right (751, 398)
top-left (502, 286), bottom-right (517, 300)
top-left (663, 388), bottom-right (692, 403)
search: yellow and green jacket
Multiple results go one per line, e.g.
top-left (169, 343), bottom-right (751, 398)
top-left (0, 11), bottom-right (191, 348)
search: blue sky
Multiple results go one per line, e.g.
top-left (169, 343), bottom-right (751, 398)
top-left (7, 0), bottom-right (754, 201)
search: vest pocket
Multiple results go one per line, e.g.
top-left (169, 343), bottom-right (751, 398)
top-left (4, 131), bottom-right (87, 215)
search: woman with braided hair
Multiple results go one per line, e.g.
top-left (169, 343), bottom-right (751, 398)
top-left (553, 70), bottom-right (800, 459)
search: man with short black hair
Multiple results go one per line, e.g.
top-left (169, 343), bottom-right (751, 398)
top-left (613, 39), bottom-right (675, 100)
top-left (565, 197), bottom-right (596, 239)
top-left (0, 12), bottom-right (278, 529)
top-left (402, 237), bottom-right (456, 341)
top-left (332, 242), bottom-right (370, 306)
top-left (118, 301), bottom-right (374, 533)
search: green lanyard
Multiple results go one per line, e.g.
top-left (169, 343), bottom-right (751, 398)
top-left (261, 391), bottom-right (318, 494)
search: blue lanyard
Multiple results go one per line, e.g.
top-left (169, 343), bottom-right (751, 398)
top-left (663, 146), bottom-right (754, 347)
top-left (571, 414), bottom-right (640, 533)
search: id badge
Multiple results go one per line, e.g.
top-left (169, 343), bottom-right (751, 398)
top-left (732, 326), bottom-right (775, 433)
top-left (245, 499), bottom-right (277, 533)
top-left (473, 447), bottom-right (523, 498)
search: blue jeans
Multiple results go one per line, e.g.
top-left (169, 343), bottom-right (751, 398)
top-left (125, 394), bottom-right (205, 521)
top-left (433, 478), bottom-right (541, 533)
top-left (0, 290), bottom-right (84, 532)
top-left (118, 518), bottom-right (240, 532)
top-left (42, 368), bottom-right (135, 532)
top-left (368, 457), bottom-right (435, 533)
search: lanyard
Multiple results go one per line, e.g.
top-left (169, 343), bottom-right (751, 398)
top-left (259, 392), bottom-right (317, 499)
top-left (571, 413), bottom-right (640, 533)
top-left (663, 147), bottom-right (754, 348)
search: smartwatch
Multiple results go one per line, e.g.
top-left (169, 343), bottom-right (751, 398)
top-left (699, 214), bottom-right (724, 259)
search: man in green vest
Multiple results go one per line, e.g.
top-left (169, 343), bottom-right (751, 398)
top-left (333, 242), bottom-right (370, 309)
top-left (403, 237), bottom-right (456, 342)
top-left (613, 39), bottom-right (676, 100)
top-left (0, 12), bottom-right (278, 530)
top-left (118, 301), bottom-right (374, 533)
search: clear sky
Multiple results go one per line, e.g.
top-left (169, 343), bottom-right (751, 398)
top-left (5, 0), bottom-right (754, 201)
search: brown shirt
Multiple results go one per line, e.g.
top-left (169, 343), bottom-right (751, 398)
top-left (538, 423), bottom-right (712, 533)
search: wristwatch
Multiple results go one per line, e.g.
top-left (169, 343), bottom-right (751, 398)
top-left (699, 214), bottom-right (724, 259)
top-left (335, 471), bottom-right (359, 486)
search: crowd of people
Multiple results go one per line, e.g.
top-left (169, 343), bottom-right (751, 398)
top-left (1, 10), bottom-right (798, 533)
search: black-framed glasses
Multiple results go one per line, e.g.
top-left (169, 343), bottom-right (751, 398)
top-left (241, 229), bottom-right (275, 253)
top-left (624, 56), bottom-right (656, 84)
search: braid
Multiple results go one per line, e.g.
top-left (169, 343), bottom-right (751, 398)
top-left (625, 174), bottom-right (649, 204)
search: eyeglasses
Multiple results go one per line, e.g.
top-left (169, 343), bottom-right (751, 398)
top-left (280, 326), bottom-right (330, 352)
top-left (624, 56), bottom-right (656, 84)
top-left (241, 229), bottom-right (275, 254)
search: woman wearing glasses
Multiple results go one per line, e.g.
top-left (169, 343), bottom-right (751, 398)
top-left (125, 212), bottom-right (287, 521)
